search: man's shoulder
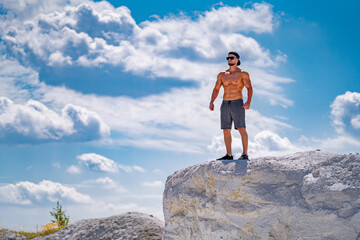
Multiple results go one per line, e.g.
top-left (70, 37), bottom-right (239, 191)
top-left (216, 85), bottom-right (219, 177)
top-left (240, 70), bottom-right (250, 78)
top-left (217, 71), bottom-right (226, 77)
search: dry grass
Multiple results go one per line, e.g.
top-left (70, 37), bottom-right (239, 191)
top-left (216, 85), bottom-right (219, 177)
top-left (1, 221), bottom-right (64, 239)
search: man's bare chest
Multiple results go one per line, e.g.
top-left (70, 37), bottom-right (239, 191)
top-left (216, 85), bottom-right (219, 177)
top-left (222, 72), bottom-right (243, 87)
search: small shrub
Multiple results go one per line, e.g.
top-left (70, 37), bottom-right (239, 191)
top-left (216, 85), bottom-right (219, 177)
top-left (50, 201), bottom-right (69, 227)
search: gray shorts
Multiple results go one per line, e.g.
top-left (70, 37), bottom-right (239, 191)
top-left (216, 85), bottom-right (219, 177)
top-left (220, 99), bottom-right (246, 129)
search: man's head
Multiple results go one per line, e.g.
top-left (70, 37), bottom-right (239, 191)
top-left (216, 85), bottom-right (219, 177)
top-left (227, 51), bottom-right (241, 66)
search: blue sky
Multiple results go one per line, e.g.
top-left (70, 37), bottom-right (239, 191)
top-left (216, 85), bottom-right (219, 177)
top-left (0, 0), bottom-right (359, 230)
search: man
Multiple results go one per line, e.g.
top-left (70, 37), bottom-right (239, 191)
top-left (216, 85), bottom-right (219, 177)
top-left (209, 51), bottom-right (253, 160)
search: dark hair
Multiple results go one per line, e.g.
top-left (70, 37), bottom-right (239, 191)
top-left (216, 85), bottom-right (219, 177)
top-left (228, 51), bottom-right (241, 66)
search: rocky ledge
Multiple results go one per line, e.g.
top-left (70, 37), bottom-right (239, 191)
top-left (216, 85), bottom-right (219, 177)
top-left (162, 150), bottom-right (360, 240)
top-left (1, 212), bottom-right (164, 240)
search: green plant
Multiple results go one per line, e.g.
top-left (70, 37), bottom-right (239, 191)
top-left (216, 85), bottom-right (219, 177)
top-left (50, 201), bottom-right (69, 227)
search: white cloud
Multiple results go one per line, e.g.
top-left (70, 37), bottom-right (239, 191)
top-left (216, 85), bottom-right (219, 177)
top-left (0, 2), bottom-right (277, 67)
top-left (0, 55), bottom-right (40, 102)
top-left (330, 91), bottom-right (360, 136)
top-left (77, 153), bottom-right (118, 172)
top-left (0, 97), bottom-right (110, 143)
top-left (351, 114), bottom-right (360, 129)
top-left (252, 130), bottom-right (297, 151)
top-left (0, 180), bottom-right (92, 204)
top-left (133, 3), bottom-right (280, 68)
top-left (48, 51), bottom-right (72, 66)
top-left (142, 181), bottom-right (163, 188)
top-left (67, 165), bottom-right (81, 174)
top-left (76, 153), bottom-right (146, 173)
top-left (0, 0), bottom-right (85, 20)
top-left (94, 177), bottom-right (117, 189)
top-left (0, 1), bottom-right (137, 66)
top-left (200, 3), bottom-right (275, 34)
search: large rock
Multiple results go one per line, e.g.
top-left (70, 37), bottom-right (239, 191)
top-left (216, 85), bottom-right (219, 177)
top-left (36, 212), bottom-right (163, 240)
top-left (1, 212), bottom-right (164, 240)
top-left (0, 229), bottom-right (26, 240)
top-left (162, 150), bottom-right (360, 240)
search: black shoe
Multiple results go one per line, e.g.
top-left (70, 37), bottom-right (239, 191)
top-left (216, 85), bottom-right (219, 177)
top-left (216, 154), bottom-right (233, 160)
top-left (238, 153), bottom-right (249, 160)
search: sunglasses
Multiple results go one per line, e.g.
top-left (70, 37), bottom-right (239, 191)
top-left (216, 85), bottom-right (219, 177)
top-left (226, 56), bottom-right (236, 60)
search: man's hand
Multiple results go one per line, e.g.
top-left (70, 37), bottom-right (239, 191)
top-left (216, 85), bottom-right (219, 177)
top-left (243, 101), bottom-right (250, 110)
top-left (209, 102), bottom-right (215, 111)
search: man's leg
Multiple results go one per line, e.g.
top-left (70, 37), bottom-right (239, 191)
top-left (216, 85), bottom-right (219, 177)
top-left (238, 127), bottom-right (248, 155)
top-left (223, 129), bottom-right (232, 156)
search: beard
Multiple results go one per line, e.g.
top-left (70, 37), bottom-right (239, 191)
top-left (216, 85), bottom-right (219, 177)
top-left (228, 62), bottom-right (236, 66)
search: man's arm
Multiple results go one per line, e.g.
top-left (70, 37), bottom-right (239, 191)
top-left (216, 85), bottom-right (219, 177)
top-left (242, 71), bottom-right (253, 110)
top-left (209, 73), bottom-right (223, 111)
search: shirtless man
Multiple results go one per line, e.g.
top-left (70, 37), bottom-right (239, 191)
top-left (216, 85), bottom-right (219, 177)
top-left (209, 51), bottom-right (253, 160)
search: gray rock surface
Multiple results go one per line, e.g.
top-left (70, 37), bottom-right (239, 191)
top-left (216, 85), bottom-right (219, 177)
top-left (0, 229), bottom-right (26, 240)
top-left (162, 150), bottom-right (360, 240)
top-left (1, 212), bottom-right (164, 240)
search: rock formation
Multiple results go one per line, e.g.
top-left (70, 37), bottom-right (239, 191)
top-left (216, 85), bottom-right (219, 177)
top-left (162, 150), bottom-right (360, 240)
top-left (1, 212), bottom-right (164, 240)
top-left (0, 229), bottom-right (25, 240)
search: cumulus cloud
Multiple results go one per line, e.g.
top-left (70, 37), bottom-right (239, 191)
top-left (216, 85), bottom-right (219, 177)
top-left (0, 55), bottom-right (40, 102)
top-left (0, 0), bottom-right (85, 20)
top-left (0, 97), bottom-right (110, 143)
top-left (77, 153), bottom-right (147, 173)
top-left (0, 1), bottom-right (279, 68)
top-left (0, 2), bottom-right (137, 67)
top-left (0, 180), bottom-right (92, 204)
top-left (351, 114), bottom-right (360, 129)
top-left (251, 130), bottom-right (300, 153)
top-left (77, 153), bottom-right (118, 172)
top-left (330, 91), bottom-right (360, 136)
top-left (94, 177), bottom-right (117, 189)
